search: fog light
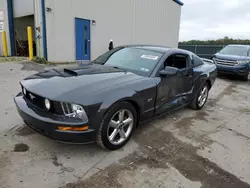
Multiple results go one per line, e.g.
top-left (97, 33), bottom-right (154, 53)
top-left (44, 99), bottom-right (51, 110)
top-left (57, 126), bottom-right (89, 131)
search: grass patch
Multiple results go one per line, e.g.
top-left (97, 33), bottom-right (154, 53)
top-left (33, 57), bottom-right (49, 64)
top-left (0, 57), bottom-right (28, 62)
top-left (0, 56), bottom-right (76, 65)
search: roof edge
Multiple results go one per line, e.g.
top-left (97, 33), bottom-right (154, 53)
top-left (173, 0), bottom-right (184, 6)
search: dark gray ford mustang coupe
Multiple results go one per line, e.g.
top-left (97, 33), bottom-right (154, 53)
top-left (15, 45), bottom-right (217, 150)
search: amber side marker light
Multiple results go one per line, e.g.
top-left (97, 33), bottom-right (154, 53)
top-left (57, 126), bottom-right (89, 131)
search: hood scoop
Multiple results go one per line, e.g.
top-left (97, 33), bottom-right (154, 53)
top-left (64, 67), bottom-right (102, 76)
top-left (63, 68), bottom-right (78, 76)
top-left (63, 64), bottom-right (124, 76)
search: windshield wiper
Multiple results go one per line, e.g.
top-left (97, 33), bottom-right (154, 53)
top-left (104, 65), bottom-right (126, 71)
top-left (112, 66), bottom-right (127, 73)
top-left (112, 66), bottom-right (121, 70)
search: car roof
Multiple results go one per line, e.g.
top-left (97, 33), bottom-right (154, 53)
top-left (121, 44), bottom-right (193, 54)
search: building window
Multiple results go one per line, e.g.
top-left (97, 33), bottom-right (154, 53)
top-left (84, 25), bottom-right (88, 56)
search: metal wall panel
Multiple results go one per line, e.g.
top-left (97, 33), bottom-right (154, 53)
top-left (0, 0), bottom-right (10, 56)
top-left (34, 0), bottom-right (44, 58)
top-left (45, 0), bottom-right (181, 62)
top-left (13, 0), bottom-right (34, 18)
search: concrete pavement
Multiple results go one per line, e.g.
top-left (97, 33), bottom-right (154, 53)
top-left (0, 61), bottom-right (250, 188)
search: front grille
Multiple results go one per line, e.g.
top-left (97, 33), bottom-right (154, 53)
top-left (22, 86), bottom-right (69, 115)
top-left (25, 91), bottom-right (49, 110)
top-left (215, 58), bottom-right (238, 66)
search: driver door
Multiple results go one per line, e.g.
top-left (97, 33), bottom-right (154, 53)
top-left (155, 53), bottom-right (193, 115)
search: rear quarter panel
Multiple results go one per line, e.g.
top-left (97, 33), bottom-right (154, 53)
top-left (193, 62), bottom-right (217, 96)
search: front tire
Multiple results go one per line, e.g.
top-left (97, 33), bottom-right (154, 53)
top-left (96, 102), bottom-right (137, 150)
top-left (243, 72), bottom-right (250, 81)
top-left (189, 83), bottom-right (209, 110)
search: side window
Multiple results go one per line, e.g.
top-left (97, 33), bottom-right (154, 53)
top-left (164, 54), bottom-right (187, 69)
top-left (192, 54), bottom-right (204, 67)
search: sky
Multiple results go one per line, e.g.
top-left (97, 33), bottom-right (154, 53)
top-left (179, 0), bottom-right (250, 41)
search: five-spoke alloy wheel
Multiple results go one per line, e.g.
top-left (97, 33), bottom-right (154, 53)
top-left (97, 102), bottom-right (137, 150)
top-left (198, 85), bottom-right (209, 108)
top-left (189, 82), bottom-right (209, 110)
top-left (107, 109), bottom-right (134, 145)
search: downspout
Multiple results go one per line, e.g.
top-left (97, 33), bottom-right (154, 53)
top-left (7, 0), bottom-right (15, 56)
top-left (41, 0), bottom-right (47, 60)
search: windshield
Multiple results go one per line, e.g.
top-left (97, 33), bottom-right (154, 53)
top-left (93, 47), bottom-right (163, 76)
top-left (219, 46), bottom-right (249, 56)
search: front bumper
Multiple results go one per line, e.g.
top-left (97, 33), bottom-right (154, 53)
top-left (216, 63), bottom-right (250, 76)
top-left (14, 93), bottom-right (96, 144)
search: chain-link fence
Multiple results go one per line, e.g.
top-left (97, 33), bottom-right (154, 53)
top-left (178, 44), bottom-right (226, 59)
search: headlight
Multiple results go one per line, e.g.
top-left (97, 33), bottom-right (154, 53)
top-left (44, 99), bottom-right (51, 110)
top-left (238, 60), bottom-right (249, 64)
top-left (71, 104), bottom-right (88, 120)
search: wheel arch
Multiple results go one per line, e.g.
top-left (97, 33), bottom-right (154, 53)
top-left (101, 98), bottom-right (141, 126)
top-left (205, 79), bottom-right (212, 90)
top-left (124, 99), bottom-right (141, 126)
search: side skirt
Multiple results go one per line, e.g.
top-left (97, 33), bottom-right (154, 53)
top-left (139, 102), bottom-right (190, 126)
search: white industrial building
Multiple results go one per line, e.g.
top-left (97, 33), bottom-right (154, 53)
top-left (0, 0), bottom-right (183, 62)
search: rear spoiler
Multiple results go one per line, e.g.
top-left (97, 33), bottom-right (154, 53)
top-left (201, 58), bottom-right (214, 64)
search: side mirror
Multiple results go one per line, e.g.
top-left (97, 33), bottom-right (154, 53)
top-left (159, 66), bottom-right (179, 77)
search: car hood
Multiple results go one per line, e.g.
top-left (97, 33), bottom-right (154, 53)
top-left (215, 53), bottom-right (250, 61)
top-left (21, 64), bottom-right (143, 102)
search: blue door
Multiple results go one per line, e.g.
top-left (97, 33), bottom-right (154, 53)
top-left (75, 18), bottom-right (91, 61)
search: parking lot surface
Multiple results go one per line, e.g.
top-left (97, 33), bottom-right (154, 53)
top-left (0, 61), bottom-right (250, 188)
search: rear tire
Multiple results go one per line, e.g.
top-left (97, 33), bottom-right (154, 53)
top-left (189, 83), bottom-right (209, 110)
top-left (96, 102), bottom-right (137, 150)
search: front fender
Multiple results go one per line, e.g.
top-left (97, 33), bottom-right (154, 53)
top-left (99, 89), bottom-right (138, 115)
top-left (96, 78), bottom-right (157, 124)
top-left (87, 89), bottom-right (139, 131)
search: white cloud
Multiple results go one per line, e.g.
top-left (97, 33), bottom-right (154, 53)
top-left (179, 0), bottom-right (250, 41)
